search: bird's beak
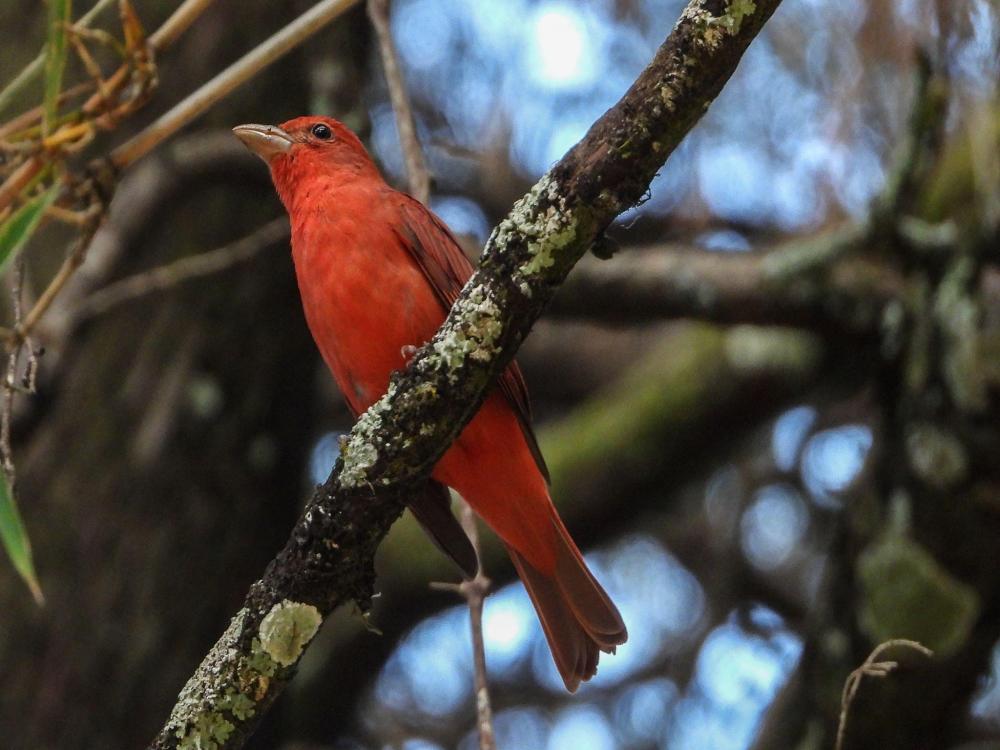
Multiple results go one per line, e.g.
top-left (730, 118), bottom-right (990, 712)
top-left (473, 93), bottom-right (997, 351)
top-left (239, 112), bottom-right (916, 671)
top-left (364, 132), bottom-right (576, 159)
top-left (232, 123), bottom-right (294, 162)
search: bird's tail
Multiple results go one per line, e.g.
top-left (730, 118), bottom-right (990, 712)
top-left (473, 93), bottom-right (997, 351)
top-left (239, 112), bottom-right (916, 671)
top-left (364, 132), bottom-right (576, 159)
top-left (505, 512), bottom-right (627, 691)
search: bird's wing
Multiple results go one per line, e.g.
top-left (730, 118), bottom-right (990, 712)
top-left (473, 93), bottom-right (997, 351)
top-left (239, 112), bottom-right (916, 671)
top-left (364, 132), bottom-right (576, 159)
top-left (408, 480), bottom-right (478, 579)
top-left (393, 192), bottom-right (550, 484)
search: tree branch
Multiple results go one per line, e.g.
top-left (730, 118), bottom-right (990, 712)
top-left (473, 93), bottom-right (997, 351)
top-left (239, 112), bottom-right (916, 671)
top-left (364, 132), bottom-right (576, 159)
top-left (367, 0), bottom-right (430, 205)
top-left (551, 228), bottom-right (903, 334)
top-left (148, 2), bottom-right (784, 747)
top-left (75, 217), bottom-right (289, 320)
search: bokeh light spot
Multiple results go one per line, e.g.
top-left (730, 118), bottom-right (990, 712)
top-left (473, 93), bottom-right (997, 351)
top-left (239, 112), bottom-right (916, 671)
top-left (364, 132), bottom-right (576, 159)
top-left (528, 5), bottom-right (592, 88)
top-left (772, 405), bottom-right (818, 472)
top-left (547, 705), bottom-right (615, 750)
top-left (740, 484), bottom-right (809, 570)
top-left (309, 431), bottom-right (342, 484)
top-left (801, 424), bottom-right (873, 504)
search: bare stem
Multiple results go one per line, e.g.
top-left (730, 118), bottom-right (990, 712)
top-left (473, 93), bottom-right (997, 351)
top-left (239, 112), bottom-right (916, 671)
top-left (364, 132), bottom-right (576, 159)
top-left (835, 639), bottom-right (934, 750)
top-left (111, 0), bottom-right (361, 169)
top-left (10, 222), bottom-right (100, 345)
top-left (429, 501), bottom-right (495, 750)
top-left (0, 159), bottom-right (43, 215)
top-left (0, 82), bottom-right (95, 142)
top-left (1, 263), bottom-right (24, 480)
top-left (77, 216), bottom-right (288, 318)
top-left (458, 500), bottom-right (496, 750)
top-left (367, 0), bottom-right (430, 204)
top-left (148, 0), bottom-right (219, 52)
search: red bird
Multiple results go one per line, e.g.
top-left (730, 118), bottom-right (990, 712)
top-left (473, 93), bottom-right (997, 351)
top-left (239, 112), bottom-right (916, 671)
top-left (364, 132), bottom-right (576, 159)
top-left (234, 116), bottom-right (626, 690)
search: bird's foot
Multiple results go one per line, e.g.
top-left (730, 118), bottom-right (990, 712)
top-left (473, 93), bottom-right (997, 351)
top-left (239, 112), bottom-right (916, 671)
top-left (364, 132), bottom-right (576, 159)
top-left (400, 344), bottom-right (419, 364)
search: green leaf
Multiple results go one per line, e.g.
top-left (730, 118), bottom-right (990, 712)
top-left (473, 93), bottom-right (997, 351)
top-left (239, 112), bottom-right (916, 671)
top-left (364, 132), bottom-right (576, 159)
top-left (43, 0), bottom-right (73, 135)
top-left (0, 473), bottom-right (43, 604)
top-left (0, 185), bottom-right (60, 272)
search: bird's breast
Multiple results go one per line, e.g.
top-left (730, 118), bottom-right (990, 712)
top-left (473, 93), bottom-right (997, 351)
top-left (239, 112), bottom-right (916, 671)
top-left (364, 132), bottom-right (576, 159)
top-left (290, 210), bottom-right (445, 414)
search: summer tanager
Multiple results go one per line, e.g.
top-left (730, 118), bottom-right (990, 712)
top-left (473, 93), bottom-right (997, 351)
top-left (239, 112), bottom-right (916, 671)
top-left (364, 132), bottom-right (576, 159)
top-left (234, 116), bottom-right (626, 690)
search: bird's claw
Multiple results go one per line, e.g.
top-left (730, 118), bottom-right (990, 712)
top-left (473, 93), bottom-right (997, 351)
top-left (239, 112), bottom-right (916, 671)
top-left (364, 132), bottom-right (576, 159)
top-left (400, 344), bottom-right (418, 364)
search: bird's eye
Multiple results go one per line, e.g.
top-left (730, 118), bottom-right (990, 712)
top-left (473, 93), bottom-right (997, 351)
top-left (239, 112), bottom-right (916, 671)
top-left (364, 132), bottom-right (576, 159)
top-left (311, 123), bottom-right (333, 140)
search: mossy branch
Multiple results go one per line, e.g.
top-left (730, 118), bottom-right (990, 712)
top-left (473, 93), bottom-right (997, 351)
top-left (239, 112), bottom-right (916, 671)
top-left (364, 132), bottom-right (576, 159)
top-left (148, 1), bottom-right (784, 747)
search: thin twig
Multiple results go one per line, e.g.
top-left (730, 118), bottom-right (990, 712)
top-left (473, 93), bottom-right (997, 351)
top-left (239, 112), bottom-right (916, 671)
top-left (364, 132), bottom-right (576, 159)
top-left (148, 0), bottom-right (219, 52)
top-left (0, 82), bottom-right (95, 142)
top-left (0, 159), bottom-right (44, 215)
top-left (1, 263), bottom-right (25, 479)
top-left (0, 261), bottom-right (42, 605)
top-left (367, 0), bottom-right (430, 204)
top-left (77, 216), bottom-right (288, 318)
top-left (8, 219), bottom-right (101, 346)
top-left (428, 500), bottom-right (495, 750)
top-left (835, 639), bottom-right (933, 750)
top-left (111, 0), bottom-right (361, 169)
top-left (459, 501), bottom-right (496, 750)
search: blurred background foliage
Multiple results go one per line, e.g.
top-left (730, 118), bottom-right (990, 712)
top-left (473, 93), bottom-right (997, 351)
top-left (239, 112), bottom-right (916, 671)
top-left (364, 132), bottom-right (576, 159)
top-left (0, 0), bottom-right (999, 749)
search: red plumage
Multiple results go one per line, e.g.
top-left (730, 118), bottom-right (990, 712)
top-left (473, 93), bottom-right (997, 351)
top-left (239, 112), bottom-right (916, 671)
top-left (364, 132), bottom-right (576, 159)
top-left (234, 116), bottom-right (627, 691)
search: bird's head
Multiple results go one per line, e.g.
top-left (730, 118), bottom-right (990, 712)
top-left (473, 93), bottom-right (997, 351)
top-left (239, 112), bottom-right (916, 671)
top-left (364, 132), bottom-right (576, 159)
top-left (233, 116), bottom-right (377, 207)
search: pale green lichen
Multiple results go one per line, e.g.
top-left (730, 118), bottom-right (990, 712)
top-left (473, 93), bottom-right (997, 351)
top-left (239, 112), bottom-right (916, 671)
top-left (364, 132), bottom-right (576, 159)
top-left (682, 0), bottom-right (757, 47)
top-left (487, 173), bottom-right (581, 288)
top-left (334, 283), bottom-right (503, 487)
top-left (164, 603), bottom-right (323, 749)
top-left (905, 422), bottom-right (969, 490)
top-left (521, 217), bottom-right (578, 276)
top-left (219, 691), bottom-right (256, 722)
top-left (258, 600), bottom-right (323, 667)
top-left (857, 534), bottom-right (979, 657)
top-left (431, 285), bottom-right (503, 377)
top-left (660, 85), bottom-right (675, 110)
top-left (181, 713), bottom-right (234, 750)
top-left (681, 5), bottom-right (725, 48)
top-left (714, 0), bottom-right (757, 33)
top-left (339, 398), bottom-right (392, 487)
top-left (244, 637), bottom-right (279, 678)
top-left (168, 609), bottom-right (261, 750)
top-left (341, 442), bottom-right (379, 485)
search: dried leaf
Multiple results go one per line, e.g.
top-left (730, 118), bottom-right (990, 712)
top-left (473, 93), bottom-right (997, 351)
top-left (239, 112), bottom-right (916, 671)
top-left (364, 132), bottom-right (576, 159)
top-left (119, 0), bottom-right (146, 52)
